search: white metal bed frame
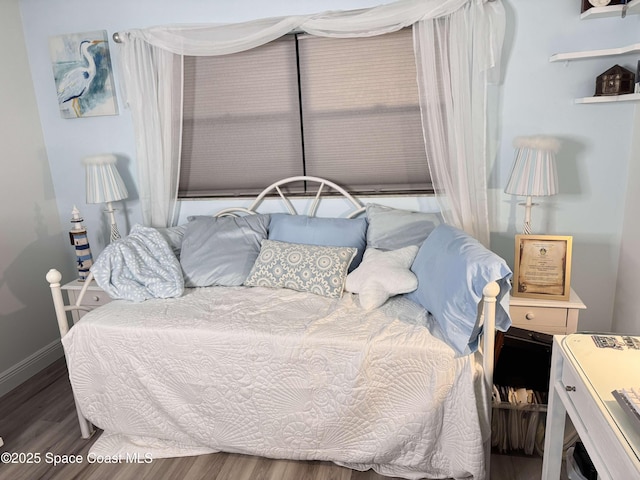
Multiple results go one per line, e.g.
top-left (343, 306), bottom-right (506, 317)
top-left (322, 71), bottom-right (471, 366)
top-left (46, 176), bottom-right (499, 476)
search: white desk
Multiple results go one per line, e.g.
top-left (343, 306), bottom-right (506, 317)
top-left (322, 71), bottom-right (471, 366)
top-left (542, 334), bottom-right (640, 479)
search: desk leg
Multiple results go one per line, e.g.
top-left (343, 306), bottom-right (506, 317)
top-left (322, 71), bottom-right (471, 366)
top-left (542, 337), bottom-right (566, 479)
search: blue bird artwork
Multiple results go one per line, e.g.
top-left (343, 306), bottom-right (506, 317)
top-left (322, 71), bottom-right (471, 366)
top-left (57, 40), bottom-right (103, 117)
top-left (49, 30), bottom-right (118, 119)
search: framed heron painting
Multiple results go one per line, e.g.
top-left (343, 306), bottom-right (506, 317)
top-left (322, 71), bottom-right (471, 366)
top-left (49, 30), bottom-right (118, 119)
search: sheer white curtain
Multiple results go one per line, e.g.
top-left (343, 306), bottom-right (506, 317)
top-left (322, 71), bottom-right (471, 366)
top-left (118, 0), bottom-right (504, 234)
top-left (414, 1), bottom-right (504, 246)
top-left (119, 40), bottom-right (183, 227)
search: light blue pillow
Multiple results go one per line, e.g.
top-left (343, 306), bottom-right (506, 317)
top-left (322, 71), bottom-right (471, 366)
top-left (268, 214), bottom-right (367, 272)
top-left (365, 203), bottom-right (442, 251)
top-left (180, 214), bottom-right (270, 287)
top-left (155, 224), bottom-right (187, 259)
top-left (404, 224), bottom-right (512, 356)
top-left (244, 239), bottom-right (356, 298)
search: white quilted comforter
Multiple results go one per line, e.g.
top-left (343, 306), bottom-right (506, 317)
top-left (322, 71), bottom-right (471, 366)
top-left (62, 286), bottom-right (488, 479)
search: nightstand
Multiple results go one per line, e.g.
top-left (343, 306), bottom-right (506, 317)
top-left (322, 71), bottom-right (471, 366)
top-left (61, 278), bottom-right (111, 322)
top-left (509, 288), bottom-right (586, 335)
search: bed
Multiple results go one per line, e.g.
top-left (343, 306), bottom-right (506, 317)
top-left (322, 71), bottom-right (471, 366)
top-left (47, 177), bottom-right (512, 480)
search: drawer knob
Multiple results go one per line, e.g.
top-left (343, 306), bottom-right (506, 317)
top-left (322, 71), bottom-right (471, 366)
top-left (93, 296), bottom-right (100, 302)
top-left (565, 385), bottom-right (576, 392)
top-left (525, 312), bottom-right (535, 320)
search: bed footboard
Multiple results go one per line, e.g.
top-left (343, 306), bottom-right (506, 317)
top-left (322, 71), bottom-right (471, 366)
top-left (481, 280), bottom-right (500, 479)
top-left (481, 281), bottom-right (500, 393)
top-left (46, 269), bottom-right (95, 439)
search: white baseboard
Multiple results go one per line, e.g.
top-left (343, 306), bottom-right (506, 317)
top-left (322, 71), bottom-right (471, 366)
top-left (0, 340), bottom-right (64, 398)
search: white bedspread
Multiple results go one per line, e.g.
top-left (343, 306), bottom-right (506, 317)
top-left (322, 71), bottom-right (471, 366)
top-left (62, 287), bottom-right (488, 479)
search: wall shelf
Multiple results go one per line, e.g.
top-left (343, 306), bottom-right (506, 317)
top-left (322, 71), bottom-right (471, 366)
top-left (550, 36), bottom-right (640, 103)
top-left (581, 0), bottom-right (640, 19)
top-left (549, 43), bottom-right (640, 62)
top-left (575, 93), bottom-right (640, 104)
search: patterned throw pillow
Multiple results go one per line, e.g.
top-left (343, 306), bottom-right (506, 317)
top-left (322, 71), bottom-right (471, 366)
top-left (244, 240), bottom-right (356, 298)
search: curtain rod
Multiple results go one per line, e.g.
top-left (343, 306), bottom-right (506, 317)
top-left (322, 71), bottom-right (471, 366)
top-left (111, 0), bottom-right (498, 43)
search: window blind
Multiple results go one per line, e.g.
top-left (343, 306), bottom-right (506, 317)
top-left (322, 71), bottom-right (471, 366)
top-left (298, 29), bottom-right (429, 193)
top-left (180, 37), bottom-right (303, 197)
top-left (179, 28), bottom-right (430, 198)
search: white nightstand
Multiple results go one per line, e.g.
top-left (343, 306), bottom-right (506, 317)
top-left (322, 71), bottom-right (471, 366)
top-left (509, 289), bottom-right (586, 335)
top-left (61, 278), bottom-right (111, 322)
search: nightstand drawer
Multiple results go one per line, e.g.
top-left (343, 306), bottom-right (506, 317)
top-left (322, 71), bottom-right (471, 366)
top-left (510, 306), bottom-right (567, 331)
top-left (64, 283), bottom-right (112, 322)
top-left (67, 289), bottom-right (110, 307)
top-left (79, 292), bottom-right (110, 306)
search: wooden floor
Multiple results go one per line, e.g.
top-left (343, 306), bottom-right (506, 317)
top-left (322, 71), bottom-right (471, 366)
top-left (0, 358), bottom-right (562, 480)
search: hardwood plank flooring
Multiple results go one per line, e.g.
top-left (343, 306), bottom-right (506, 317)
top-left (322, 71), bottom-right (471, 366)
top-left (0, 358), bottom-right (563, 480)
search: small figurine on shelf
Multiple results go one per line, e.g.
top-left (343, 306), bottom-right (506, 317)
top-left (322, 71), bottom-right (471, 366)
top-left (581, 0), bottom-right (619, 13)
top-left (595, 64), bottom-right (635, 96)
top-left (69, 206), bottom-right (93, 281)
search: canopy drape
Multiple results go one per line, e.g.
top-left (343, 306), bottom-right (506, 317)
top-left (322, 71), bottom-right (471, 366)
top-left (117, 0), bottom-right (504, 246)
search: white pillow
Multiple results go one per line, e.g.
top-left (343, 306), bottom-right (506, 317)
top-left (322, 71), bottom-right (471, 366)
top-left (345, 245), bottom-right (419, 310)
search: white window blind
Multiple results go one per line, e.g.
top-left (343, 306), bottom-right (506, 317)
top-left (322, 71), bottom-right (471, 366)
top-left (179, 28), bottom-right (430, 198)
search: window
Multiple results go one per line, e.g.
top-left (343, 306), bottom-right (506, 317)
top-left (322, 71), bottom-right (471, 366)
top-left (179, 28), bottom-right (430, 198)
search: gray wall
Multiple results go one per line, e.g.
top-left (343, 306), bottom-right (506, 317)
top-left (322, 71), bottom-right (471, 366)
top-left (0, 0), bottom-right (69, 396)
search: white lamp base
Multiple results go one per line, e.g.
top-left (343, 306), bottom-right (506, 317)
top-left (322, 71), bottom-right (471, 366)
top-left (521, 196), bottom-right (534, 235)
top-left (105, 201), bottom-right (122, 242)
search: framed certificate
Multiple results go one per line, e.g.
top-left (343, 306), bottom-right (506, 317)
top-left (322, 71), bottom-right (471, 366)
top-left (513, 234), bottom-right (573, 301)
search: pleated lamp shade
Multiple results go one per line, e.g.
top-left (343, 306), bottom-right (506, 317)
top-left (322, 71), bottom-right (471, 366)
top-left (505, 136), bottom-right (559, 197)
top-left (82, 154), bottom-right (129, 242)
top-left (83, 154), bottom-right (128, 204)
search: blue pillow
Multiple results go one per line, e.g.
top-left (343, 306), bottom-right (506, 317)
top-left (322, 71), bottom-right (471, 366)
top-left (155, 224), bottom-right (187, 259)
top-left (268, 214), bottom-right (367, 272)
top-left (404, 224), bottom-right (512, 356)
top-left (180, 214), bottom-right (270, 287)
top-left (366, 203), bottom-right (442, 250)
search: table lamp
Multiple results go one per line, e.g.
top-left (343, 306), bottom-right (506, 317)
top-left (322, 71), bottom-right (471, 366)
top-left (505, 136), bottom-right (559, 234)
top-left (83, 154), bottom-right (129, 242)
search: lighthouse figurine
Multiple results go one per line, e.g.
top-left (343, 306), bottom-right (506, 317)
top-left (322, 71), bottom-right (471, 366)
top-left (69, 206), bottom-right (93, 281)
